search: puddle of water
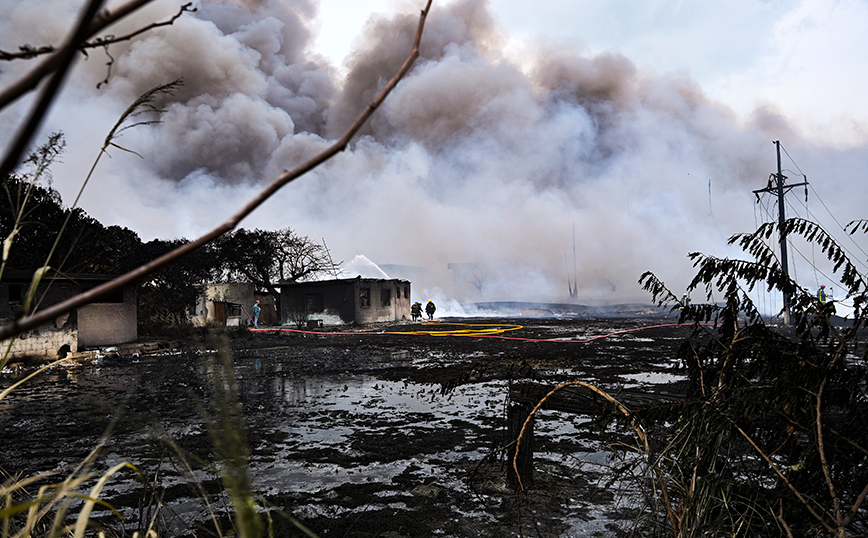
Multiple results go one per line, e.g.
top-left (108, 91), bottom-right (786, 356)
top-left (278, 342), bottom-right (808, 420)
top-left (0, 339), bottom-right (662, 537)
top-left (242, 375), bottom-right (508, 493)
top-left (620, 371), bottom-right (685, 386)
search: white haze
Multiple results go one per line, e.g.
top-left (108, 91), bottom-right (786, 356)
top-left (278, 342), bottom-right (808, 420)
top-left (1, 0), bottom-right (867, 307)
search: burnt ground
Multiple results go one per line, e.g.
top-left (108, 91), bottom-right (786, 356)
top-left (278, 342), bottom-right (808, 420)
top-left (0, 313), bottom-right (695, 538)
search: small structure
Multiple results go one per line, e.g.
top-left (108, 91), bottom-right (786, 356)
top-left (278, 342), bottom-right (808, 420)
top-left (280, 277), bottom-right (411, 326)
top-left (253, 292), bottom-right (278, 326)
top-left (0, 270), bottom-right (137, 363)
top-left (447, 262), bottom-right (485, 301)
top-left (193, 283), bottom-right (255, 327)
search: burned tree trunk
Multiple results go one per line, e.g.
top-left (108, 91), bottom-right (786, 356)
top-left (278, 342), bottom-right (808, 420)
top-left (506, 401), bottom-right (534, 489)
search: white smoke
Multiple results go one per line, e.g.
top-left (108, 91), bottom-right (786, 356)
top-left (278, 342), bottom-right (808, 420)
top-left (1, 0), bottom-right (867, 306)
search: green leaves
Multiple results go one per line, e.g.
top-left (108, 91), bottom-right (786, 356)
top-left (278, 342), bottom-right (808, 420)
top-left (636, 216), bottom-right (868, 537)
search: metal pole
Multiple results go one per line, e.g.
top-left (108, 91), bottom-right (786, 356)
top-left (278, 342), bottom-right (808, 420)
top-left (775, 141), bottom-right (792, 325)
top-left (753, 141), bottom-right (807, 325)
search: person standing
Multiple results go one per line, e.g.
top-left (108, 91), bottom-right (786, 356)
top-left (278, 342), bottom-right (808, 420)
top-left (253, 299), bottom-right (261, 329)
top-left (410, 302), bottom-right (422, 321)
top-left (817, 285), bottom-right (828, 303)
top-left (425, 300), bottom-right (436, 321)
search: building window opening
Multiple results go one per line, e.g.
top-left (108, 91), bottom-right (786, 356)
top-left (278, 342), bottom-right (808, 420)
top-left (382, 288), bottom-right (391, 307)
top-left (360, 287), bottom-right (370, 308)
top-left (8, 285), bottom-right (24, 306)
top-left (306, 293), bottom-right (323, 312)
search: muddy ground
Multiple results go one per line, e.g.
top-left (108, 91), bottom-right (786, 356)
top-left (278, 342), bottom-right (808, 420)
top-left (0, 313), bottom-right (695, 537)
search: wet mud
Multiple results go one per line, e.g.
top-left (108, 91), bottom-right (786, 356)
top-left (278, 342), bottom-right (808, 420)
top-left (0, 315), bottom-right (690, 537)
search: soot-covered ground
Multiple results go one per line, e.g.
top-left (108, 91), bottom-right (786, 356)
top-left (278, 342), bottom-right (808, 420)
top-left (1, 313), bottom-right (693, 537)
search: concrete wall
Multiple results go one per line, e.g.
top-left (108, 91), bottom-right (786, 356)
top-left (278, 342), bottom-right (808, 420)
top-left (78, 287), bottom-right (137, 348)
top-left (1, 312), bottom-right (78, 363)
top-left (196, 283), bottom-right (256, 325)
top-left (281, 279), bottom-right (411, 325)
top-left (1, 273), bottom-right (137, 362)
top-left (205, 282), bottom-right (255, 307)
top-left (354, 280), bottom-right (412, 324)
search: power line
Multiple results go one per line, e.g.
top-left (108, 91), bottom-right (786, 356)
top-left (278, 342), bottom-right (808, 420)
top-left (807, 183), bottom-right (868, 261)
top-left (778, 140), bottom-right (868, 269)
top-left (784, 196), bottom-right (868, 275)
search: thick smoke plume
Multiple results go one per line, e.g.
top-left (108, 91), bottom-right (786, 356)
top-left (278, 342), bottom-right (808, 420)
top-left (1, 0), bottom-right (866, 305)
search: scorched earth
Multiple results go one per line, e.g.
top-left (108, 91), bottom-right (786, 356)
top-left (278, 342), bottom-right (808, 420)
top-left (0, 311), bottom-right (691, 537)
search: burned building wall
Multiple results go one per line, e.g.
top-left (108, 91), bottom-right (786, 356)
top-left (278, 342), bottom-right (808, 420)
top-left (353, 280), bottom-right (412, 324)
top-left (78, 287), bottom-right (138, 348)
top-left (281, 278), bottom-right (411, 326)
top-left (1, 312), bottom-right (78, 364)
top-left (194, 283), bottom-right (256, 326)
top-left (0, 271), bottom-right (137, 362)
top-left (282, 280), bottom-right (356, 326)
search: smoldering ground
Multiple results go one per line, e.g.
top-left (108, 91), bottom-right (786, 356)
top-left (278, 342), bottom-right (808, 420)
top-left (0, 315), bottom-right (688, 537)
top-left (1, 0), bottom-right (867, 303)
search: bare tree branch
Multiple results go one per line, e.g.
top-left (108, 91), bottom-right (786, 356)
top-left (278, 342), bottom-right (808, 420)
top-left (0, 3), bottom-right (194, 63)
top-left (0, 0), bottom-right (157, 112)
top-left (1, 0), bottom-right (107, 180)
top-left (0, 0), bottom-right (435, 342)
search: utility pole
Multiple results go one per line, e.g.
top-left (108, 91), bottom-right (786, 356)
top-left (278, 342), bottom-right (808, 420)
top-left (753, 140), bottom-right (808, 324)
top-left (570, 222), bottom-right (578, 299)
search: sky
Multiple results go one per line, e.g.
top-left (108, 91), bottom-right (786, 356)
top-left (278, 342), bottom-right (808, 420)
top-left (1, 0), bottom-right (867, 309)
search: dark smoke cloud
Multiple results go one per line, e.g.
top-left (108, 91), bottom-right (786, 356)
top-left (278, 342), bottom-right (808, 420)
top-left (1, 0), bottom-right (866, 307)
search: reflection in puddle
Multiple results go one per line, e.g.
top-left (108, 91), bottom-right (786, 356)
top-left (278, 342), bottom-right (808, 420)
top-left (620, 371), bottom-right (685, 386)
top-left (245, 375), bottom-right (507, 494)
top-left (0, 330), bottom-right (674, 537)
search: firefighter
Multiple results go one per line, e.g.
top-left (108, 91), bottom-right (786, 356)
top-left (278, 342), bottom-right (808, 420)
top-left (817, 285), bottom-right (828, 303)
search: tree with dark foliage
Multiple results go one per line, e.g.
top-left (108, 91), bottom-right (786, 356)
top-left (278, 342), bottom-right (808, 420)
top-left (1, 133), bottom-right (144, 276)
top-left (217, 227), bottom-right (340, 313)
top-left (136, 237), bottom-right (221, 334)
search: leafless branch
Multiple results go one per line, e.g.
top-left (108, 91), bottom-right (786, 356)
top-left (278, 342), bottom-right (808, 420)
top-left (0, 0), bottom-right (434, 342)
top-left (0, 0), bottom-right (157, 112)
top-left (0, 45), bottom-right (56, 62)
top-left (0, 3), bottom-right (194, 64)
top-left (1, 0), bottom-right (107, 185)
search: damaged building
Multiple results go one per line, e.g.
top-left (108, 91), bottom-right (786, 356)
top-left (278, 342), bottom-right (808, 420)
top-left (192, 283), bottom-right (277, 327)
top-left (0, 270), bottom-right (137, 363)
top-left (280, 277), bottom-right (411, 326)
